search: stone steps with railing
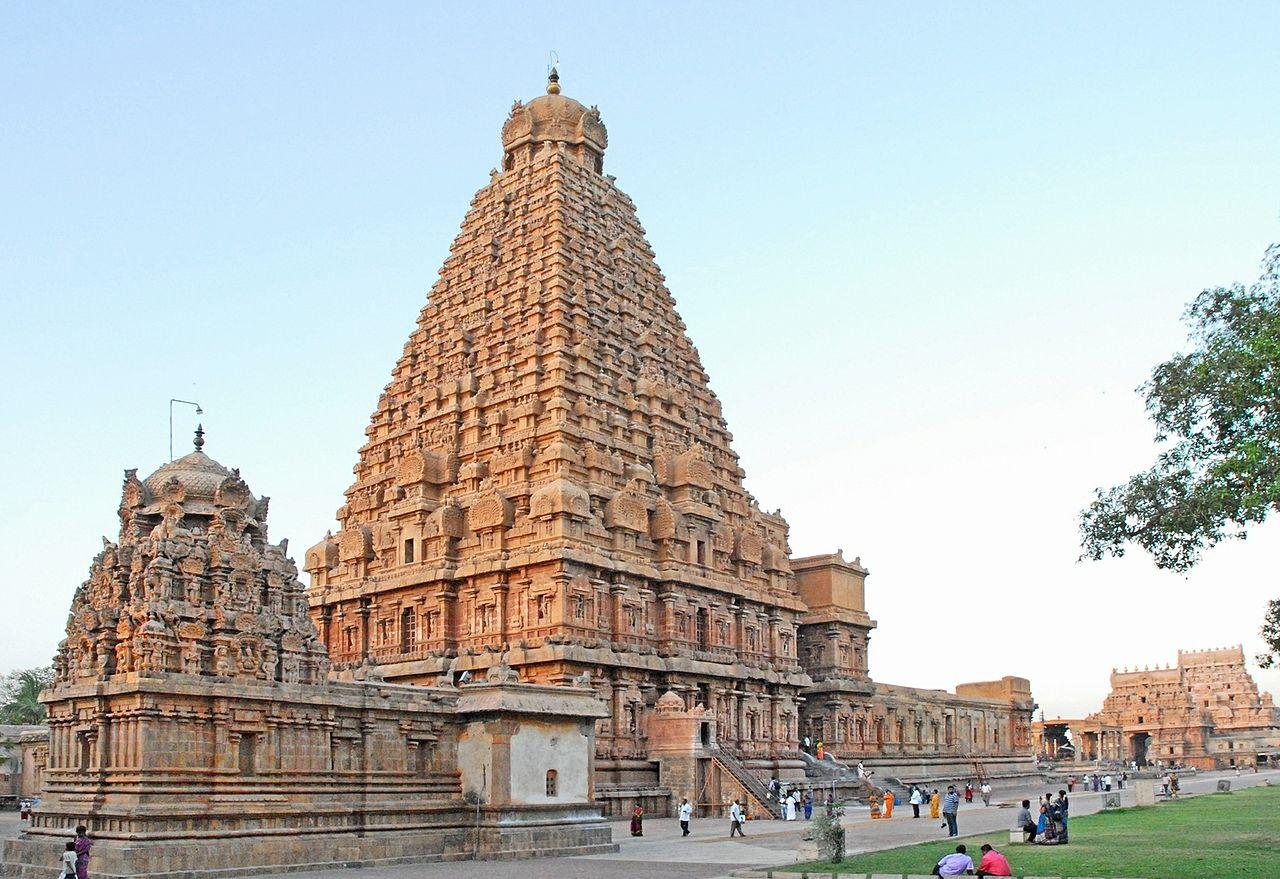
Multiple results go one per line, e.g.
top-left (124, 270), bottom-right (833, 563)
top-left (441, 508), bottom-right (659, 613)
top-left (709, 747), bottom-right (785, 819)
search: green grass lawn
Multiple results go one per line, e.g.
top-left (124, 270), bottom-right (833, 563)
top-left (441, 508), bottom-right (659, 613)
top-left (780, 785), bottom-right (1280, 878)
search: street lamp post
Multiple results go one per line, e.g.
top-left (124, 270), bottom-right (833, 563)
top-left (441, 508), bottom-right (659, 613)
top-left (169, 399), bottom-right (203, 460)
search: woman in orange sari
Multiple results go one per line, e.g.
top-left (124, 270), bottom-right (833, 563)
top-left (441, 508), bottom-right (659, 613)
top-left (929, 789), bottom-right (941, 820)
top-left (882, 790), bottom-right (894, 818)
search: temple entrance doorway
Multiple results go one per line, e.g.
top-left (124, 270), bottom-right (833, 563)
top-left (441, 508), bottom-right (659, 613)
top-left (1130, 732), bottom-right (1151, 766)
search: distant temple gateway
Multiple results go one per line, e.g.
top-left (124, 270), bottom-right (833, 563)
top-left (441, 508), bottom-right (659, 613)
top-left (1036, 646), bottom-right (1280, 769)
top-left (302, 70), bottom-right (1035, 813)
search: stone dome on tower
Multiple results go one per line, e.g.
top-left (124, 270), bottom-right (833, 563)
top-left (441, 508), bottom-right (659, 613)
top-left (142, 426), bottom-right (235, 501)
top-left (501, 68), bottom-right (607, 172)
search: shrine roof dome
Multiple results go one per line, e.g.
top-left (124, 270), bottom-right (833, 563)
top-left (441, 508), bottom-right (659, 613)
top-left (501, 68), bottom-right (607, 162)
top-left (141, 426), bottom-right (236, 500)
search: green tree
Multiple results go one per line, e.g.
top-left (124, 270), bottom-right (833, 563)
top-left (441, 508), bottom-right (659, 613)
top-left (1079, 241), bottom-right (1280, 664)
top-left (0, 666), bottom-right (54, 725)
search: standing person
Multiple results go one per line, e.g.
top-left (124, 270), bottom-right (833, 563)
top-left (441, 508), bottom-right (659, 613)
top-left (728, 799), bottom-right (746, 837)
top-left (976, 843), bottom-right (1013, 877)
top-left (60, 842), bottom-right (77, 879)
top-left (816, 741), bottom-right (824, 760)
top-left (980, 781), bottom-right (992, 807)
top-left (803, 734), bottom-right (812, 754)
top-left (803, 791), bottom-right (813, 821)
top-left (678, 798), bottom-right (692, 837)
top-left (824, 792), bottom-right (834, 817)
top-left (909, 784), bottom-right (923, 818)
top-left (768, 777), bottom-right (780, 802)
top-left (856, 759), bottom-right (866, 779)
top-left (785, 791), bottom-right (797, 820)
top-left (941, 785), bottom-right (960, 837)
top-left (629, 805), bottom-right (644, 837)
top-left (930, 788), bottom-right (941, 820)
top-left (964, 782), bottom-right (974, 803)
top-left (1103, 773), bottom-right (1112, 792)
top-left (882, 789), bottom-right (894, 818)
top-left (74, 826), bottom-right (91, 879)
top-left (1160, 773), bottom-right (1171, 796)
top-left (1067, 774), bottom-right (1076, 792)
top-left (1120, 770), bottom-right (1127, 789)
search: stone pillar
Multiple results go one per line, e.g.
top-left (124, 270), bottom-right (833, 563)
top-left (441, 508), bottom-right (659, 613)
top-left (732, 604), bottom-right (746, 652)
top-left (493, 577), bottom-right (509, 641)
top-left (767, 613), bottom-right (779, 661)
top-left (610, 580), bottom-right (628, 641)
top-left (660, 592), bottom-right (677, 650)
top-left (486, 718), bottom-right (519, 805)
top-left (357, 599), bottom-right (373, 662)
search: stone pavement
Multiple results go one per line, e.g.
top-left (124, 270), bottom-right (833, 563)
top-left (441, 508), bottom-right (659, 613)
top-left (4, 769), bottom-right (1275, 879)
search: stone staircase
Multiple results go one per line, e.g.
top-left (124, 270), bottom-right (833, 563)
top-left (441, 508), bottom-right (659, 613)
top-left (708, 747), bottom-right (784, 819)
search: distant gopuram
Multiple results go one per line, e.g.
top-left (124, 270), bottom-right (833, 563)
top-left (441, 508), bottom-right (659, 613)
top-left (1036, 646), bottom-right (1280, 769)
top-left (304, 71), bottom-right (1035, 814)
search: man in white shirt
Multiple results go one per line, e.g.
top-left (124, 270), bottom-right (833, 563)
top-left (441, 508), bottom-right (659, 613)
top-left (728, 799), bottom-right (746, 837)
top-left (678, 798), bottom-right (693, 837)
top-left (980, 782), bottom-right (992, 806)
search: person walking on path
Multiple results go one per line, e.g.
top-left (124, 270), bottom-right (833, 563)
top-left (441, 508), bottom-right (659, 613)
top-left (1103, 773), bottom-right (1112, 792)
top-left (678, 798), bottom-right (692, 837)
top-left (909, 785), bottom-right (923, 818)
top-left (785, 792), bottom-right (797, 820)
top-left (929, 788), bottom-right (941, 819)
top-left (980, 781), bottom-right (992, 806)
top-left (1067, 774), bottom-right (1076, 792)
top-left (941, 785), bottom-right (961, 837)
top-left (74, 826), bottom-right (91, 879)
top-left (964, 782), bottom-right (974, 803)
top-left (728, 799), bottom-right (746, 837)
top-left (882, 789), bottom-right (894, 818)
top-left (803, 791), bottom-right (813, 821)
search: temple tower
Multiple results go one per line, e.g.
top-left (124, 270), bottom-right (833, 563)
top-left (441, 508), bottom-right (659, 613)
top-left (304, 73), bottom-right (811, 791)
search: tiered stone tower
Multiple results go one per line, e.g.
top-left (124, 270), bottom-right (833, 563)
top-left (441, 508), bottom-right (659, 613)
top-left (4, 429), bottom-right (612, 878)
top-left (1037, 646), bottom-right (1280, 769)
top-left (306, 73), bottom-right (1036, 810)
top-left (305, 70), bottom-right (809, 767)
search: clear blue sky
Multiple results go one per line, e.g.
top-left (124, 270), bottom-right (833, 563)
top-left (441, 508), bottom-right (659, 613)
top-left (3, 2), bottom-right (1278, 715)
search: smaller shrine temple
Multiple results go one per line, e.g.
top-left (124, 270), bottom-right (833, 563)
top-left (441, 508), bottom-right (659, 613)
top-left (0, 430), bottom-right (613, 879)
top-left (1035, 646), bottom-right (1280, 769)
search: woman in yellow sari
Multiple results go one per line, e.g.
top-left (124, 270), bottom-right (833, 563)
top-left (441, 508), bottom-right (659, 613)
top-left (929, 789), bottom-right (941, 820)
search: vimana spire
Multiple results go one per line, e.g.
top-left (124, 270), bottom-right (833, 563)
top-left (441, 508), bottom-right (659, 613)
top-left (304, 76), bottom-right (1035, 814)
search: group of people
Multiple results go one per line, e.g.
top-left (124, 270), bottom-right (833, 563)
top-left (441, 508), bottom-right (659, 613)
top-left (1014, 790), bottom-right (1069, 845)
top-left (1067, 771), bottom-right (1126, 792)
top-left (766, 778), bottom-right (816, 821)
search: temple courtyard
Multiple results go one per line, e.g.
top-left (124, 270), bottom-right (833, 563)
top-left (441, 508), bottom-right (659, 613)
top-left (5, 768), bottom-right (1273, 879)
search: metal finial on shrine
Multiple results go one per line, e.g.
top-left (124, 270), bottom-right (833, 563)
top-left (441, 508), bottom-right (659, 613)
top-left (194, 424), bottom-right (205, 452)
top-left (547, 66), bottom-right (561, 95)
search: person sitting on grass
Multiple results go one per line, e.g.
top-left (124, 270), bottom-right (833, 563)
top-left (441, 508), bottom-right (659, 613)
top-left (976, 843), bottom-right (1012, 877)
top-left (932, 843), bottom-right (975, 876)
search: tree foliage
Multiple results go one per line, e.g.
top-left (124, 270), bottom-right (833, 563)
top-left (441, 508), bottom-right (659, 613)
top-left (1079, 242), bottom-right (1280, 664)
top-left (812, 803), bottom-right (846, 863)
top-left (0, 666), bottom-right (54, 725)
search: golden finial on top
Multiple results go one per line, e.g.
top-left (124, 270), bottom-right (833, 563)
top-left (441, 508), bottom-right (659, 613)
top-left (547, 66), bottom-right (561, 95)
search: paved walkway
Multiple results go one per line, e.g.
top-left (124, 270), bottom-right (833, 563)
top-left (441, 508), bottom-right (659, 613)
top-left (5, 769), bottom-right (1275, 879)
